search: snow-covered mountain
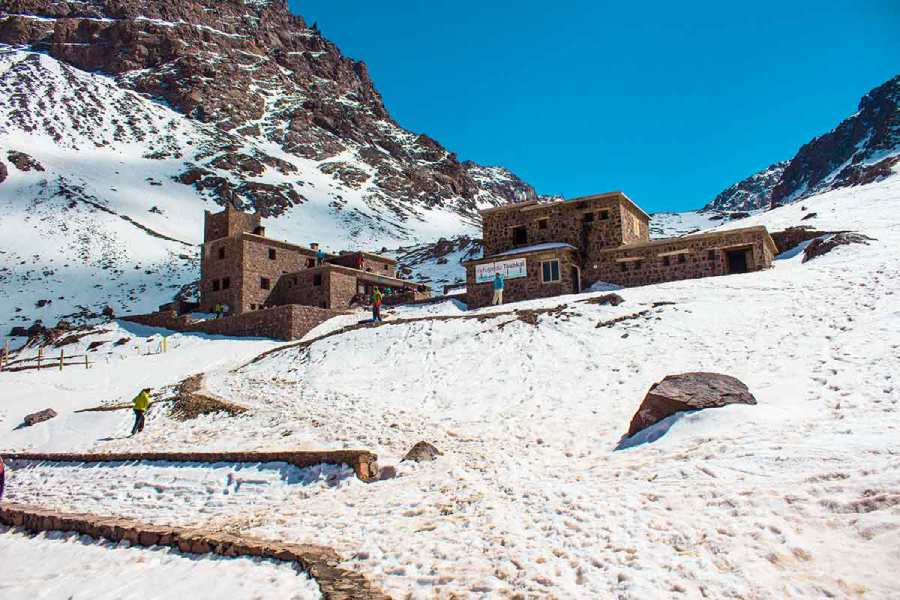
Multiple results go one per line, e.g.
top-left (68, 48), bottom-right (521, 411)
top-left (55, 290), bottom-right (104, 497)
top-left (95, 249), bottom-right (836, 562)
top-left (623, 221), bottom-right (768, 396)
top-left (704, 75), bottom-right (899, 212)
top-left (0, 0), bottom-right (538, 334)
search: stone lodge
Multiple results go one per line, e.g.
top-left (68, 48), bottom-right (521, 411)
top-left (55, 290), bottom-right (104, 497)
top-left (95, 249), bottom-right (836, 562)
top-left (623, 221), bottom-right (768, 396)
top-left (464, 191), bottom-right (776, 308)
top-left (200, 205), bottom-right (430, 314)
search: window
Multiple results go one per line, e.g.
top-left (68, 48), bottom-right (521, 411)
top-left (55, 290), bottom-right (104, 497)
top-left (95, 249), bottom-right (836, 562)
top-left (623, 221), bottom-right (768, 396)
top-left (635, 260), bottom-right (643, 270)
top-left (222, 277), bottom-right (230, 290)
top-left (217, 247), bottom-right (225, 260)
top-left (313, 274), bottom-right (323, 286)
top-left (212, 279), bottom-right (220, 291)
top-left (663, 255), bottom-right (671, 267)
top-left (708, 249), bottom-right (716, 261)
top-left (678, 253), bottom-right (687, 264)
top-left (542, 260), bottom-right (561, 283)
top-left (307, 258), bottom-right (315, 268)
top-left (250, 304), bottom-right (257, 310)
top-left (538, 218), bottom-right (549, 230)
top-left (620, 262), bottom-right (628, 272)
top-left (599, 210), bottom-right (610, 221)
top-left (268, 248), bottom-right (277, 260)
top-left (260, 277), bottom-right (270, 290)
top-left (512, 225), bottom-right (528, 246)
top-left (582, 212), bottom-right (595, 224)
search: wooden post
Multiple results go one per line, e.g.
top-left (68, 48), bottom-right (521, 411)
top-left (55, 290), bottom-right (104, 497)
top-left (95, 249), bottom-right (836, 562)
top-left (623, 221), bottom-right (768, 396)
top-left (38, 347), bottom-right (43, 370)
top-left (59, 348), bottom-right (64, 371)
top-left (85, 353), bottom-right (89, 370)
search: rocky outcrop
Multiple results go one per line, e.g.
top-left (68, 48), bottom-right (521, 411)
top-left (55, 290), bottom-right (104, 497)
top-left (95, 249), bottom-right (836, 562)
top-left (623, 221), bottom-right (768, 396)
top-left (626, 372), bottom-right (757, 437)
top-left (704, 75), bottom-right (899, 212)
top-left (803, 232), bottom-right (875, 262)
top-left (0, 0), bottom-right (536, 216)
top-left (703, 161), bottom-right (788, 212)
top-left (771, 76), bottom-right (900, 208)
top-left (6, 150), bottom-right (44, 172)
top-left (0, 160), bottom-right (7, 183)
top-left (23, 408), bottom-right (57, 426)
top-left (167, 374), bottom-right (247, 420)
top-left (402, 441), bottom-right (442, 462)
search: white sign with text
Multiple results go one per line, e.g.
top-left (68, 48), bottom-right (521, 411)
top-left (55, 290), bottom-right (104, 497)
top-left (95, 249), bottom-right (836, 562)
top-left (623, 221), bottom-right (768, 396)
top-left (475, 258), bottom-right (527, 284)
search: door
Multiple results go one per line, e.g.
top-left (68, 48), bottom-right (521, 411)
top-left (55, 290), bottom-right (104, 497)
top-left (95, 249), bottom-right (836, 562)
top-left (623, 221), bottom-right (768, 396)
top-left (571, 266), bottom-right (581, 293)
top-left (726, 250), bottom-right (748, 274)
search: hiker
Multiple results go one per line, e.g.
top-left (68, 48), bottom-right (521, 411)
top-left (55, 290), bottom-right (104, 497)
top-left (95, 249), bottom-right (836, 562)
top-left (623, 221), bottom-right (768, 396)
top-left (371, 286), bottom-right (384, 322)
top-left (355, 254), bottom-right (365, 270)
top-left (214, 303), bottom-right (223, 319)
top-left (492, 272), bottom-right (505, 305)
top-left (316, 247), bottom-right (326, 266)
top-left (0, 455), bottom-right (5, 500)
top-left (131, 388), bottom-right (151, 436)
top-left (222, 303), bottom-right (231, 318)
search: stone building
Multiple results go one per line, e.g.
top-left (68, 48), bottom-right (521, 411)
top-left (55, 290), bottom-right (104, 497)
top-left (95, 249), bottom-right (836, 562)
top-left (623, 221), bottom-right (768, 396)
top-left (464, 191), bottom-right (776, 308)
top-left (200, 205), bottom-right (429, 314)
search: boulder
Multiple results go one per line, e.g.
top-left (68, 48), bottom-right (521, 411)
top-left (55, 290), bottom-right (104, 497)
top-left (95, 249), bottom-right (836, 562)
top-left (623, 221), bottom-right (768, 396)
top-left (402, 441), bottom-right (442, 463)
top-left (803, 232), bottom-right (875, 262)
top-left (23, 408), bottom-right (58, 427)
top-left (583, 293), bottom-right (625, 306)
top-left (626, 373), bottom-right (756, 437)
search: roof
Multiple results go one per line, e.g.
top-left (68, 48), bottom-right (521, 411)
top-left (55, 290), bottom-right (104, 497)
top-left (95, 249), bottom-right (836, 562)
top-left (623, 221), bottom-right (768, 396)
top-left (598, 225), bottom-right (778, 255)
top-left (463, 242), bottom-right (577, 265)
top-left (330, 251), bottom-right (398, 265)
top-left (478, 191), bottom-right (651, 222)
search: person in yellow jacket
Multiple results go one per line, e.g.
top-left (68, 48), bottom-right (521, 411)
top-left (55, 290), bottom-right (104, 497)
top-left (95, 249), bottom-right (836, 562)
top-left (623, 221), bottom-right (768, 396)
top-left (131, 388), bottom-right (151, 436)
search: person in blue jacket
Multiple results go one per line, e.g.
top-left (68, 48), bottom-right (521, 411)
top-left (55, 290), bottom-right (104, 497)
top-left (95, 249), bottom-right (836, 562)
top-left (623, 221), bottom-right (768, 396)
top-left (492, 272), bottom-right (505, 305)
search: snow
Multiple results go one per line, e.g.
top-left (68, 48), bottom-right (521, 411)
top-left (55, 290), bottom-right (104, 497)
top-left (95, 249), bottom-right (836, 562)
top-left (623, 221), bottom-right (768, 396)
top-left (492, 242), bottom-right (577, 257)
top-left (0, 528), bottom-right (322, 600)
top-left (2, 174), bottom-right (899, 598)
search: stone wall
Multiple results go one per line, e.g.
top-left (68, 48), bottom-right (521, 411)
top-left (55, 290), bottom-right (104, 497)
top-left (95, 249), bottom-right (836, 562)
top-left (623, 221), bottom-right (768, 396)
top-left (466, 248), bottom-right (580, 309)
top-left (122, 304), bottom-right (345, 341)
top-left (4, 449), bottom-right (379, 481)
top-left (200, 234), bottom-right (245, 313)
top-left (241, 235), bottom-right (318, 313)
top-left (0, 503), bottom-right (389, 600)
top-left (269, 268), bottom-right (330, 308)
top-left (595, 227), bottom-right (776, 287)
top-left (204, 206), bottom-right (260, 243)
top-left (480, 195), bottom-right (650, 273)
top-left (328, 252), bottom-right (397, 278)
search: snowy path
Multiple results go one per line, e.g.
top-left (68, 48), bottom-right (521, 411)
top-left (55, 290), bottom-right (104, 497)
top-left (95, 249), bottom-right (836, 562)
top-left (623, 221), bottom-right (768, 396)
top-left (0, 528), bottom-right (322, 600)
top-left (5, 461), bottom-right (356, 533)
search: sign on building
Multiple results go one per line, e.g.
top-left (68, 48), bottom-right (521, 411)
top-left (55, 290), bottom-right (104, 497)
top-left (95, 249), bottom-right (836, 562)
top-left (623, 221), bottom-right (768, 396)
top-left (475, 258), bottom-right (527, 284)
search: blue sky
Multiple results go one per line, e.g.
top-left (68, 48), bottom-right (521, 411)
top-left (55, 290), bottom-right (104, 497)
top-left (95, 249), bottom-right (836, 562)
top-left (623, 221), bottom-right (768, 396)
top-left (288, 1), bottom-right (899, 212)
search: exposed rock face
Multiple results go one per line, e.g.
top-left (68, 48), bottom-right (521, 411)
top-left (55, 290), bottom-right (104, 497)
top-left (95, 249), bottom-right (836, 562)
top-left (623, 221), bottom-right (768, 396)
top-left (6, 150), bottom-right (44, 171)
top-left (23, 408), bottom-right (57, 426)
top-left (626, 372), bottom-right (757, 437)
top-left (402, 441), bottom-right (443, 462)
top-left (770, 226), bottom-right (833, 254)
top-left (803, 232), bottom-right (875, 262)
top-left (0, 0), bottom-right (536, 216)
top-left (0, 160), bottom-right (6, 183)
top-left (704, 75), bottom-right (899, 212)
top-left (703, 161), bottom-right (788, 212)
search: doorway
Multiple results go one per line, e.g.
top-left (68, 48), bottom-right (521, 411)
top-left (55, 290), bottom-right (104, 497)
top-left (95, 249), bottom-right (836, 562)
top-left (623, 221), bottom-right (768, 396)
top-left (570, 266), bottom-right (581, 293)
top-left (726, 249), bottom-right (749, 274)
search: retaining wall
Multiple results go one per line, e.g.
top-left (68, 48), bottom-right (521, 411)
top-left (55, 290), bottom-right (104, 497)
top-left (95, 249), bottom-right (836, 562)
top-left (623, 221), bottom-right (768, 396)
top-left (4, 450), bottom-right (380, 482)
top-left (0, 502), bottom-right (389, 600)
top-left (122, 304), bottom-right (345, 341)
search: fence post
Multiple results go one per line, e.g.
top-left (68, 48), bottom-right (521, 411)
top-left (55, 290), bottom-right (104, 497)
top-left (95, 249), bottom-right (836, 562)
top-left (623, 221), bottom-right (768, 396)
top-left (38, 347), bottom-right (43, 370)
top-left (59, 348), bottom-right (64, 371)
top-left (85, 353), bottom-right (89, 370)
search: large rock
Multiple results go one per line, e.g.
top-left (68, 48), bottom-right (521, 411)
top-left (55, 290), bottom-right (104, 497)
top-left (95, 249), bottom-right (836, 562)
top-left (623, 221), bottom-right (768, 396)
top-left (626, 373), bottom-right (756, 437)
top-left (23, 408), bottom-right (58, 427)
top-left (803, 232), bottom-right (875, 262)
top-left (402, 441), bottom-right (442, 463)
